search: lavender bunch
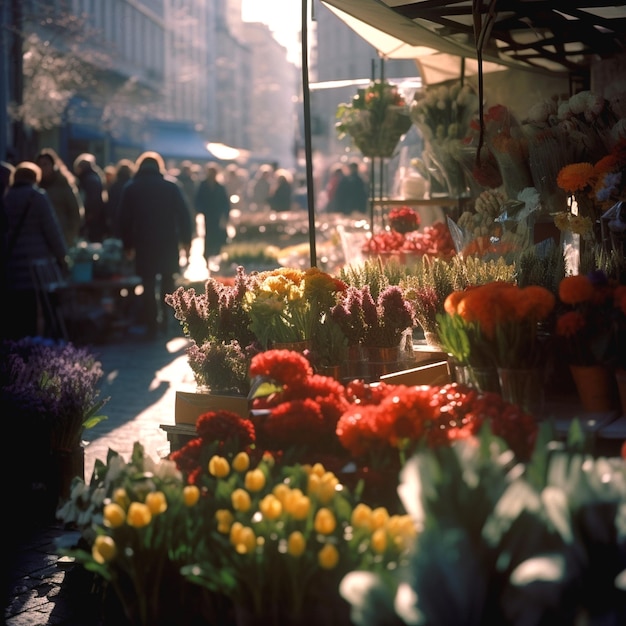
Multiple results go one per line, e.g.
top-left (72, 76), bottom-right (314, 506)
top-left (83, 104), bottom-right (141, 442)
top-left (0, 337), bottom-right (108, 451)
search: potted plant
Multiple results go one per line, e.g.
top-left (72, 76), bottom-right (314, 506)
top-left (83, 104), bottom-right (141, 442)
top-left (0, 336), bottom-right (108, 514)
top-left (336, 79), bottom-right (412, 158)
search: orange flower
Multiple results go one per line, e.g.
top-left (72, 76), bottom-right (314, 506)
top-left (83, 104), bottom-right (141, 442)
top-left (558, 275), bottom-right (594, 305)
top-left (555, 311), bottom-right (586, 337)
top-left (444, 290), bottom-right (466, 315)
top-left (457, 283), bottom-right (516, 338)
top-left (518, 286), bottom-right (556, 321)
top-left (557, 163), bottom-right (595, 193)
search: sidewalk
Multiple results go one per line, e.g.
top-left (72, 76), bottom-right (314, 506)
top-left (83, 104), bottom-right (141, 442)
top-left (4, 238), bottom-right (208, 625)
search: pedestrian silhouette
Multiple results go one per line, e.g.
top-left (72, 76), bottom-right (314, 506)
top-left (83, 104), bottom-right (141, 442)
top-left (195, 163), bottom-right (231, 272)
top-left (119, 151), bottom-right (192, 338)
top-left (334, 161), bottom-right (369, 215)
top-left (4, 161), bottom-right (68, 340)
top-left (73, 153), bottom-right (107, 242)
top-left (36, 148), bottom-right (82, 247)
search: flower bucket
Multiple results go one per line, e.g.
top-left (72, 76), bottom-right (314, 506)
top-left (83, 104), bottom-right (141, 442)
top-left (467, 366), bottom-right (501, 394)
top-left (71, 260), bottom-right (93, 283)
top-left (365, 345), bottom-right (402, 381)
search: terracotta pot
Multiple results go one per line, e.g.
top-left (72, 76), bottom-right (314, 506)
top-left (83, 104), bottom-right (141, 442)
top-left (569, 364), bottom-right (618, 413)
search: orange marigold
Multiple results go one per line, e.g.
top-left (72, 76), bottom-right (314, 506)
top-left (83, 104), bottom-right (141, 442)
top-left (519, 285), bottom-right (556, 321)
top-left (557, 163), bottom-right (595, 193)
top-left (444, 290), bottom-right (467, 315)
top-left (555, 311), bottom-right (586, 337)
top-left (457, 283), bottom-right (516, 338)
top-left (558, 274), bottom-right (594, 305)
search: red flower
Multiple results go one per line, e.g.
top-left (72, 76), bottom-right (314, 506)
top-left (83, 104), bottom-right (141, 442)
top-left (195, 410), bottom-right (256, 446)
top-left (249, 349), bottom-right (313, 386)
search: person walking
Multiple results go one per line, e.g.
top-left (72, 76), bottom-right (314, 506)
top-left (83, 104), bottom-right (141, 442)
top-left (248, 164), bottom-right (273, 211)
top-left (119, 151), bottom-right (192, 338)
top-left (104, 158), bottom-right (135, 238)
top-left (195, 163), bottom-right (231, 273)
top-left (334, 160), bottom-right (369, 215)
top-left (73, 153), bottom-right (107, 242)
top-left (35, 148), bottom-right (83, 248)
top-left (4, 162), bottom-right (68, 340)
top-left (176, 160), bottom-right (199, 238)
top-left (268, 168), bottom-right (294, 212)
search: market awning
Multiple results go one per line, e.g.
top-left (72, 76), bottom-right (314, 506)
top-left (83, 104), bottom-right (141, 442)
top-left (321, 2), bottom-right (509, 85)
top-left (142, 121), bottom-right (217, 161)
top-left (321, 1), bottom-right (626, 77)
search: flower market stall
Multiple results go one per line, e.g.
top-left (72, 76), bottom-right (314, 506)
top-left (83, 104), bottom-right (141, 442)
top-left (42, 4), bottom-right (626, 625)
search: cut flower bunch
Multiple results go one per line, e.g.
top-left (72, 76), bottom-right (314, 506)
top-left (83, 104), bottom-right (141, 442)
top-left (555, 270), bottom-right (621, 366)
top-left (437, 281), bottom-right (556, 369)
top-left (336, 79), bottom-right (412, 157)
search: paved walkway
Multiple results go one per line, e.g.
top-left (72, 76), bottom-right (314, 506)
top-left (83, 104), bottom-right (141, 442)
top-left (3, 234), bottom-right (210, 625)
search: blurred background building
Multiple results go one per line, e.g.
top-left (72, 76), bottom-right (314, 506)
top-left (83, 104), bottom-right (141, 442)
top-left (1, 0), bottom-right (418, 175)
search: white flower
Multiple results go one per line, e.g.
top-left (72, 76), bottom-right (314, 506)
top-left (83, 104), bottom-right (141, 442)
top-left (527, 100), bottom-right (556, 124)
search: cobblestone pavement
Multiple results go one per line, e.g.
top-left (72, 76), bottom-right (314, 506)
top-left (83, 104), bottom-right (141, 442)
top-left (4, 324), bottom-right (199, 626)
top-left (3, 234), bottom-right (209, 626)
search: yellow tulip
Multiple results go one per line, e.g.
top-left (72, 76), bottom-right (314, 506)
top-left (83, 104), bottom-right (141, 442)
top-left (113, 488), bottom-right (130, 509)
top-left (318, 543), bottom-right (339, 569)
top-left (259, 494), bottom-right (283, 520)
top-left (287, 531), bottom-right (306, 557)
top-left (145, 491), bottom-right (167, 515)
top-left (314, 508), bottom-right (336, 534)
top-left (351, 503), bottom-right (373, 530)
top-left (244, 468), bottom-right (266, 492)
top-left (370, 507), bottom-right (390, 529)
top-left (183, 485), bottom-right (200, 507)
top-left (103, 502), bottom-right (126, 528)
top-left (273, 483), bottom-right (290, 504)
top-left (232, 452), bottom-right (250, 472)
top-left (216, 509), bottom-right (235, 533)
top-left (208, 455), bottom-right (230, 478)
top-left (126, 502), bottom-right (152, 528)
top-left (371, 528), bottom-right (387, 554)
top-left (234, 526), bottom-right (257, 554)
top-left (92, 535), bottom-right (117, 564)
top-left (285, 491), bottom-right (310, 520)
top-left (231, 488), bottom-right (252, 512)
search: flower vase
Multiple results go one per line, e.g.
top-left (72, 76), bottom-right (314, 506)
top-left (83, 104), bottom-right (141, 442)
top-left (497, 367), bottom-right (545, 417)
top-left (467, 366), bottom-right (501, 394)
top-left (365, 346), bottom-right (401, 381)
top-left (345, 344), bottom-right (366, 382)
top-left (569, 364), bottom-right (618, 413)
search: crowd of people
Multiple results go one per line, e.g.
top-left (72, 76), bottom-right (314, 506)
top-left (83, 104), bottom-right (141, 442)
top-left (0, 149), bottom-right (371, 343)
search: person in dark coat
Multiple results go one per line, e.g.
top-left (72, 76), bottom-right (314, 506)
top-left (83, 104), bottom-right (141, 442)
top-left (36, 148), bottom-right (83, 247)
top-left (73, 152), bottom-right (107, 242)
top-left (105, 158), bottom-right (135, 238)
top-left (195, 163), bottom-right (230, 272)
top-left (4, 161), bottom-right (68, 340)
top-left (0, 161), bottom-right (15, 293)
top-left (334, 161), bottom-right (369, 215)
top-left (119, 151), bottom-right (192, 338)
top-left (268, 169), bottom-right (293, 212)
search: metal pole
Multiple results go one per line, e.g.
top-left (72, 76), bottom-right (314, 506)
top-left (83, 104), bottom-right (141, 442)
top-left (301, 0), bottom-right (317, 267)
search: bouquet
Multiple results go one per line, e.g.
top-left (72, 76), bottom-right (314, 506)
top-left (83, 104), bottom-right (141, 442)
top-left (336, 80), bottom-right (412, 157)
top-left (0, 337), bottom-right (108, 451)
top-left (244, 267), bottom-right (346, 349)
top-left (165, 267), bottom-right (262, 394)
top-left (554, 270), bottom-right (619, 366)
top-left (332, 284), bottom-right (415, 349)
top-left (437, 281), bottom-right (555, 369)
top-left (388, 205), bottom-right (420, 234)
top-left (410, 82), bottom-right (479, 197)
